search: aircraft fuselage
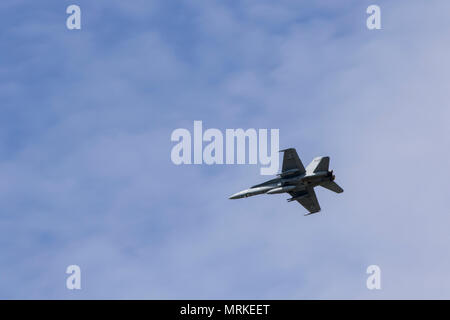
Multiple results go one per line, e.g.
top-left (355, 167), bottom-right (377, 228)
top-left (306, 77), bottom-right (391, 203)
top-left (229, 170), bottom-right (334, 199)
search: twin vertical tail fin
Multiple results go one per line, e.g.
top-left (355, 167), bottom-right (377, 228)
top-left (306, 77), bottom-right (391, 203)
top-left (307, 156), bottom-right (344, 193)
top-left (306, 156), bottom-right (330, 173)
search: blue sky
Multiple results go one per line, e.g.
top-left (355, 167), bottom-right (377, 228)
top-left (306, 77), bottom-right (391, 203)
top-left (1, 0), bottom-right (450, 299)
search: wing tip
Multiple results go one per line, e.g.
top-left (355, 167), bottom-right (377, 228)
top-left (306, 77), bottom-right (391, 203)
top-left (304, 209), bottom-right (321, 216)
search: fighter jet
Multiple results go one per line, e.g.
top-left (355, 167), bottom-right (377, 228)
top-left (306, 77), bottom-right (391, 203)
top-left (229, 148), bottom-right (343, 215)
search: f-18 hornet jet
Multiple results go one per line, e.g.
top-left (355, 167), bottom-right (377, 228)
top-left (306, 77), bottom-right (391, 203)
top-left (229, 148), bottom-right (343, 215)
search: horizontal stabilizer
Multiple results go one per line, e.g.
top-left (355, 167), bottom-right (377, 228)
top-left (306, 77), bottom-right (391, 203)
top-left (320, 181), bottom-right (344, 193)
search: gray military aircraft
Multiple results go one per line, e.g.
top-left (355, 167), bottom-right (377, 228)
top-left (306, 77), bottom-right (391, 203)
top-left (229, 148), bottom-right (343, 215)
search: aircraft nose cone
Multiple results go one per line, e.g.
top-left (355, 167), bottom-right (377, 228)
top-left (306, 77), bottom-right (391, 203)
top-left (229, 190), bottom-right (247, 199)
top-left (229, 193), bottom-right (242, 199)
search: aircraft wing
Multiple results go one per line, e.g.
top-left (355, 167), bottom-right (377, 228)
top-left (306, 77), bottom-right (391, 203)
top-left (280, 148), bottom-right (306, 174)
top-left (289, 187), bottom-right (321, 215)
